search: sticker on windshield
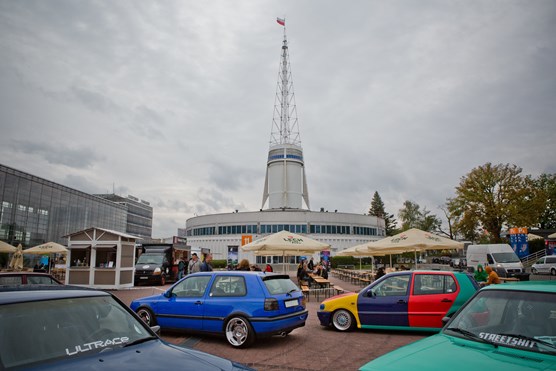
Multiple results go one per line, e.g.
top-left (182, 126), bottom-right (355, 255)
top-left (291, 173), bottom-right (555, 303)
top-left (479, 332), bottom-right (536, 348)
top-left (66, 337), bottom-right (130, 355)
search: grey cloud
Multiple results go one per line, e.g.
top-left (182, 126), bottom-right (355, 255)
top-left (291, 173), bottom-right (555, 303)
top-left (12, 140), bottom-right (103, 169)
top-left (70, 85), bottom-right (121, 113)
top-left (62, 174), bottom-right (104, 195)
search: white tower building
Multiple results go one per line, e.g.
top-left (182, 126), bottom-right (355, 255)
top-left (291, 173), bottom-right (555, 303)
top-left (261, 24), bottom-right (310, 210)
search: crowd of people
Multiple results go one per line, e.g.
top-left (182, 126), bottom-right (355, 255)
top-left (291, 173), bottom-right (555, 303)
top-left (296, 257), bottom-right (330, 284)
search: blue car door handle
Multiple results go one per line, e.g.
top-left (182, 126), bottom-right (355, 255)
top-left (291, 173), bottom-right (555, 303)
top-left (397, 299), bottom-right (406, 304)
top-left (441, 298), bottom-right (453, 303)
top-left (195, 301), bottom-right (203, 305)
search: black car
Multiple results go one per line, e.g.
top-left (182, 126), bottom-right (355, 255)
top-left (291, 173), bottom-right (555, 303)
top-left (0, 285), bottom-right (254, 370)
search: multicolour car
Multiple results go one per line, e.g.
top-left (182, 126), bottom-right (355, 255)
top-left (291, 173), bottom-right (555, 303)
top-left (359, 281), bottom-right (556, 370)
top-left (318, 270), bottom-right (478, 332)
top-left (130, 271), bottom-right (308, 348)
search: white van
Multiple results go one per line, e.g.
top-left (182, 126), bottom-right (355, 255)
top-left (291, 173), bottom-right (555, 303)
top-left (466, 244), bottom-right (529, 280)
top-left (531, 255), bottom-right (556, 276)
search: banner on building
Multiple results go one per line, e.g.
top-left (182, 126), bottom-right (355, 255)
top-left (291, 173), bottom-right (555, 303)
top-left (227, 246), bottom-right (238, 267)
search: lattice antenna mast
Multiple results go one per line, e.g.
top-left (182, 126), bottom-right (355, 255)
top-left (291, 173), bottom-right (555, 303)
top-left (270, 25), bottom-right (301, 146)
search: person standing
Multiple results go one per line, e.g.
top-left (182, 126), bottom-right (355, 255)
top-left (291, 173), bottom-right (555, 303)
top-left (200, 254), bottom-right (213, 272)
top-left (188, 253), bottom-right (201, 274)
top-left (177, 258), bottom-right (185, 279)
top-left (308, 257), bottom-right (314, 271)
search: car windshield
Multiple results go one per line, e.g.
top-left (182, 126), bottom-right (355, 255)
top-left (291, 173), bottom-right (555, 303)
top-left (136, 254), bottom-right (164, 265)
top-left (0, 295), bottom-right (152, 369)
top-left (263, 277), bottom-right (299, 295)
top-left (444, 289), bottom-right (556, 355)
top-left (492, 252), bottom-right (520, 263)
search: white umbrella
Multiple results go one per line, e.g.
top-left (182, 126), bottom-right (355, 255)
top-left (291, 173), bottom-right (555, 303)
top-left (0, 240), bottom-right (16, 254)
top-left (24, 242), bottom-right (68, 273)
top-left (549, 232), bottom-right (556, 239)
top-left (241, 230), bottom-right (330, 272)
top-left (527, 233), bottom-right (544, 241)
top-left (359, 228), bottom-right (464, 268)
top-left (24, 242), bottom-right (68, 255)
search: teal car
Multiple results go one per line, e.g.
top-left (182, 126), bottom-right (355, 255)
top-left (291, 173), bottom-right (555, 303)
top-left (360, 281), bottom-right (556, 371)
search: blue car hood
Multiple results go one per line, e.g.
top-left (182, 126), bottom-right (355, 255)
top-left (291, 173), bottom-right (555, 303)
top-left (24, 338), bottom-right (252, 371)
top-left (359, 334), bottom-right (556, 371)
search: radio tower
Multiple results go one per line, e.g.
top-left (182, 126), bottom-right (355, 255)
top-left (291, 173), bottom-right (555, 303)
top-left (262, 19), bottom-right (310, 210)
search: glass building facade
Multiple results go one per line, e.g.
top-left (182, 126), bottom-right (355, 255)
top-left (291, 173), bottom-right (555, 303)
top-left (0, 164), bottom-right (128, 247)
top-left (94, 194), bottom-right (153, 238)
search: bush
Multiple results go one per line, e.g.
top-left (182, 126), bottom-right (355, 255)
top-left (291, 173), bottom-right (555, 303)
top-left (212, 259), bottom-right (227, 269)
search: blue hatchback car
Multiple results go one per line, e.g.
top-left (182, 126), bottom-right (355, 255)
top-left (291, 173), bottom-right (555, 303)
top-left (130, 271), bottom-right (308, 348)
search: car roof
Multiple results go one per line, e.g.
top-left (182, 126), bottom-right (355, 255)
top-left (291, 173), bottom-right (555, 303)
top-left (189, 271), bottom-right (289, 278)
top-left (387, 270), bottom-right (466, 275)
top-left (0, 285), bottom-right (109, 305)
top-left (0, 272), bottom-right (56, 276)
top-left (480, 280), bottom-right (556, 293)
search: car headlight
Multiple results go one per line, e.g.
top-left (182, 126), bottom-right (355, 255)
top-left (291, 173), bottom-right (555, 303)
top-left (153, 267), bottom-right (161, 275)
top-left (320, 303), bottom-right (325, 310)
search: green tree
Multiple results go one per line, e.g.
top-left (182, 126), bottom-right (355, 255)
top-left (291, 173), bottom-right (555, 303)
top-left (368, 191), bottom-right (397, 236)
top-left (398, 200), bottom-right (421, 230)
top-left (398, 201), bottom-right (442, 232)
top-left (534, 173), bottom-right (556, 229)
top-left (448, 163), bottom-right (542, 243)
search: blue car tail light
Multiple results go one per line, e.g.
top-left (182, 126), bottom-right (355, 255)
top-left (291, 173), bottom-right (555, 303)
top-left (264, 298), bottom-right (279, 311)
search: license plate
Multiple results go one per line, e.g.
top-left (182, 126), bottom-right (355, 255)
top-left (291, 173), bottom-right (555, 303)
top-left (140, 276), bottom-right (148, 280)
top-left (285, 299), bottom-right (298, 308)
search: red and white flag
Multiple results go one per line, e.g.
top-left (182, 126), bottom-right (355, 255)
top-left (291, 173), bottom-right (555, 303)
top-left (276, 17), bottom-right (285, 26)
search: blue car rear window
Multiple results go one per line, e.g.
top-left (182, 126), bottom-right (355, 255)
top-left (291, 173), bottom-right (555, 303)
top-left (263, 277), bottom-right (298, 295)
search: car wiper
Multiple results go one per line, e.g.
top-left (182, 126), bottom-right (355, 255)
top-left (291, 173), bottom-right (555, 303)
top-left (286, 289), bottom-right (297, 297)
top-left (122, 336), bottom-right (158, 347)
top-left (445, 327), bottom-right (498, 348)
top-left (498, 333), bottom-right (556, 351)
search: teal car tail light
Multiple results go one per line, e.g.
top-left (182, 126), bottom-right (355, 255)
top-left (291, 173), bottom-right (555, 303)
top-left (264, 298), bottom-right (279, 311)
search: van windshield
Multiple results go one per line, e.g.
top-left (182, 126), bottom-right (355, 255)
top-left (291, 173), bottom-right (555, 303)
top-left (136, 254), bottom-right (164, 265)
top-left (492, 252), bottom-right (520, 263)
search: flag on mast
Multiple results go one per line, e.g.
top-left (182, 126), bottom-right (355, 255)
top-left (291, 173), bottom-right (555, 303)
top-left (276, 17), bottom-right (285, 26)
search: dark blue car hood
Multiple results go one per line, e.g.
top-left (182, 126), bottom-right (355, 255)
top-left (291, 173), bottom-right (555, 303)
top-left (22, 338), bottom-right (252, 371)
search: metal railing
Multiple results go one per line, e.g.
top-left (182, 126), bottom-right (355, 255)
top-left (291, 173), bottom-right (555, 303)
top-left (521, 249), bottom-right (546, 268)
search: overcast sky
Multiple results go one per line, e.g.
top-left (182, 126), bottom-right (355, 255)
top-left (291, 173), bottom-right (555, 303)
top-left (1, 1), bottom-right (555, 238)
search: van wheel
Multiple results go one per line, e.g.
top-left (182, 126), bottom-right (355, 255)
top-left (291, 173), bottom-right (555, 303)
top-left (531, 268), bottom-right (538, 275)
top-left (551, 268), bottom-right (556, 276)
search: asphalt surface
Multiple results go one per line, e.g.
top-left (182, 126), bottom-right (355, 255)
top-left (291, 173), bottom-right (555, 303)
top-left (113, 274), bottom-right (427, 371)
top-left (112, 270), bottom-right (555, 371)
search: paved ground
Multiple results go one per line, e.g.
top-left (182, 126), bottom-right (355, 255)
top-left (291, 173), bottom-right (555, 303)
top-left (112, 270), bottom-right (555, 370)
top-left (113, 274), bottom-right (427, 371)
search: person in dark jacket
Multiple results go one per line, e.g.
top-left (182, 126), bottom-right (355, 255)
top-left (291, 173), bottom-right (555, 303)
top-left (200, 254), bottom-right (213, 272)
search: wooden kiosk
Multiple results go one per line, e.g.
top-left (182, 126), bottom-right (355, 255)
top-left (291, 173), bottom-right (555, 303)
top-left (65, 227), bottom-right (138, 289)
